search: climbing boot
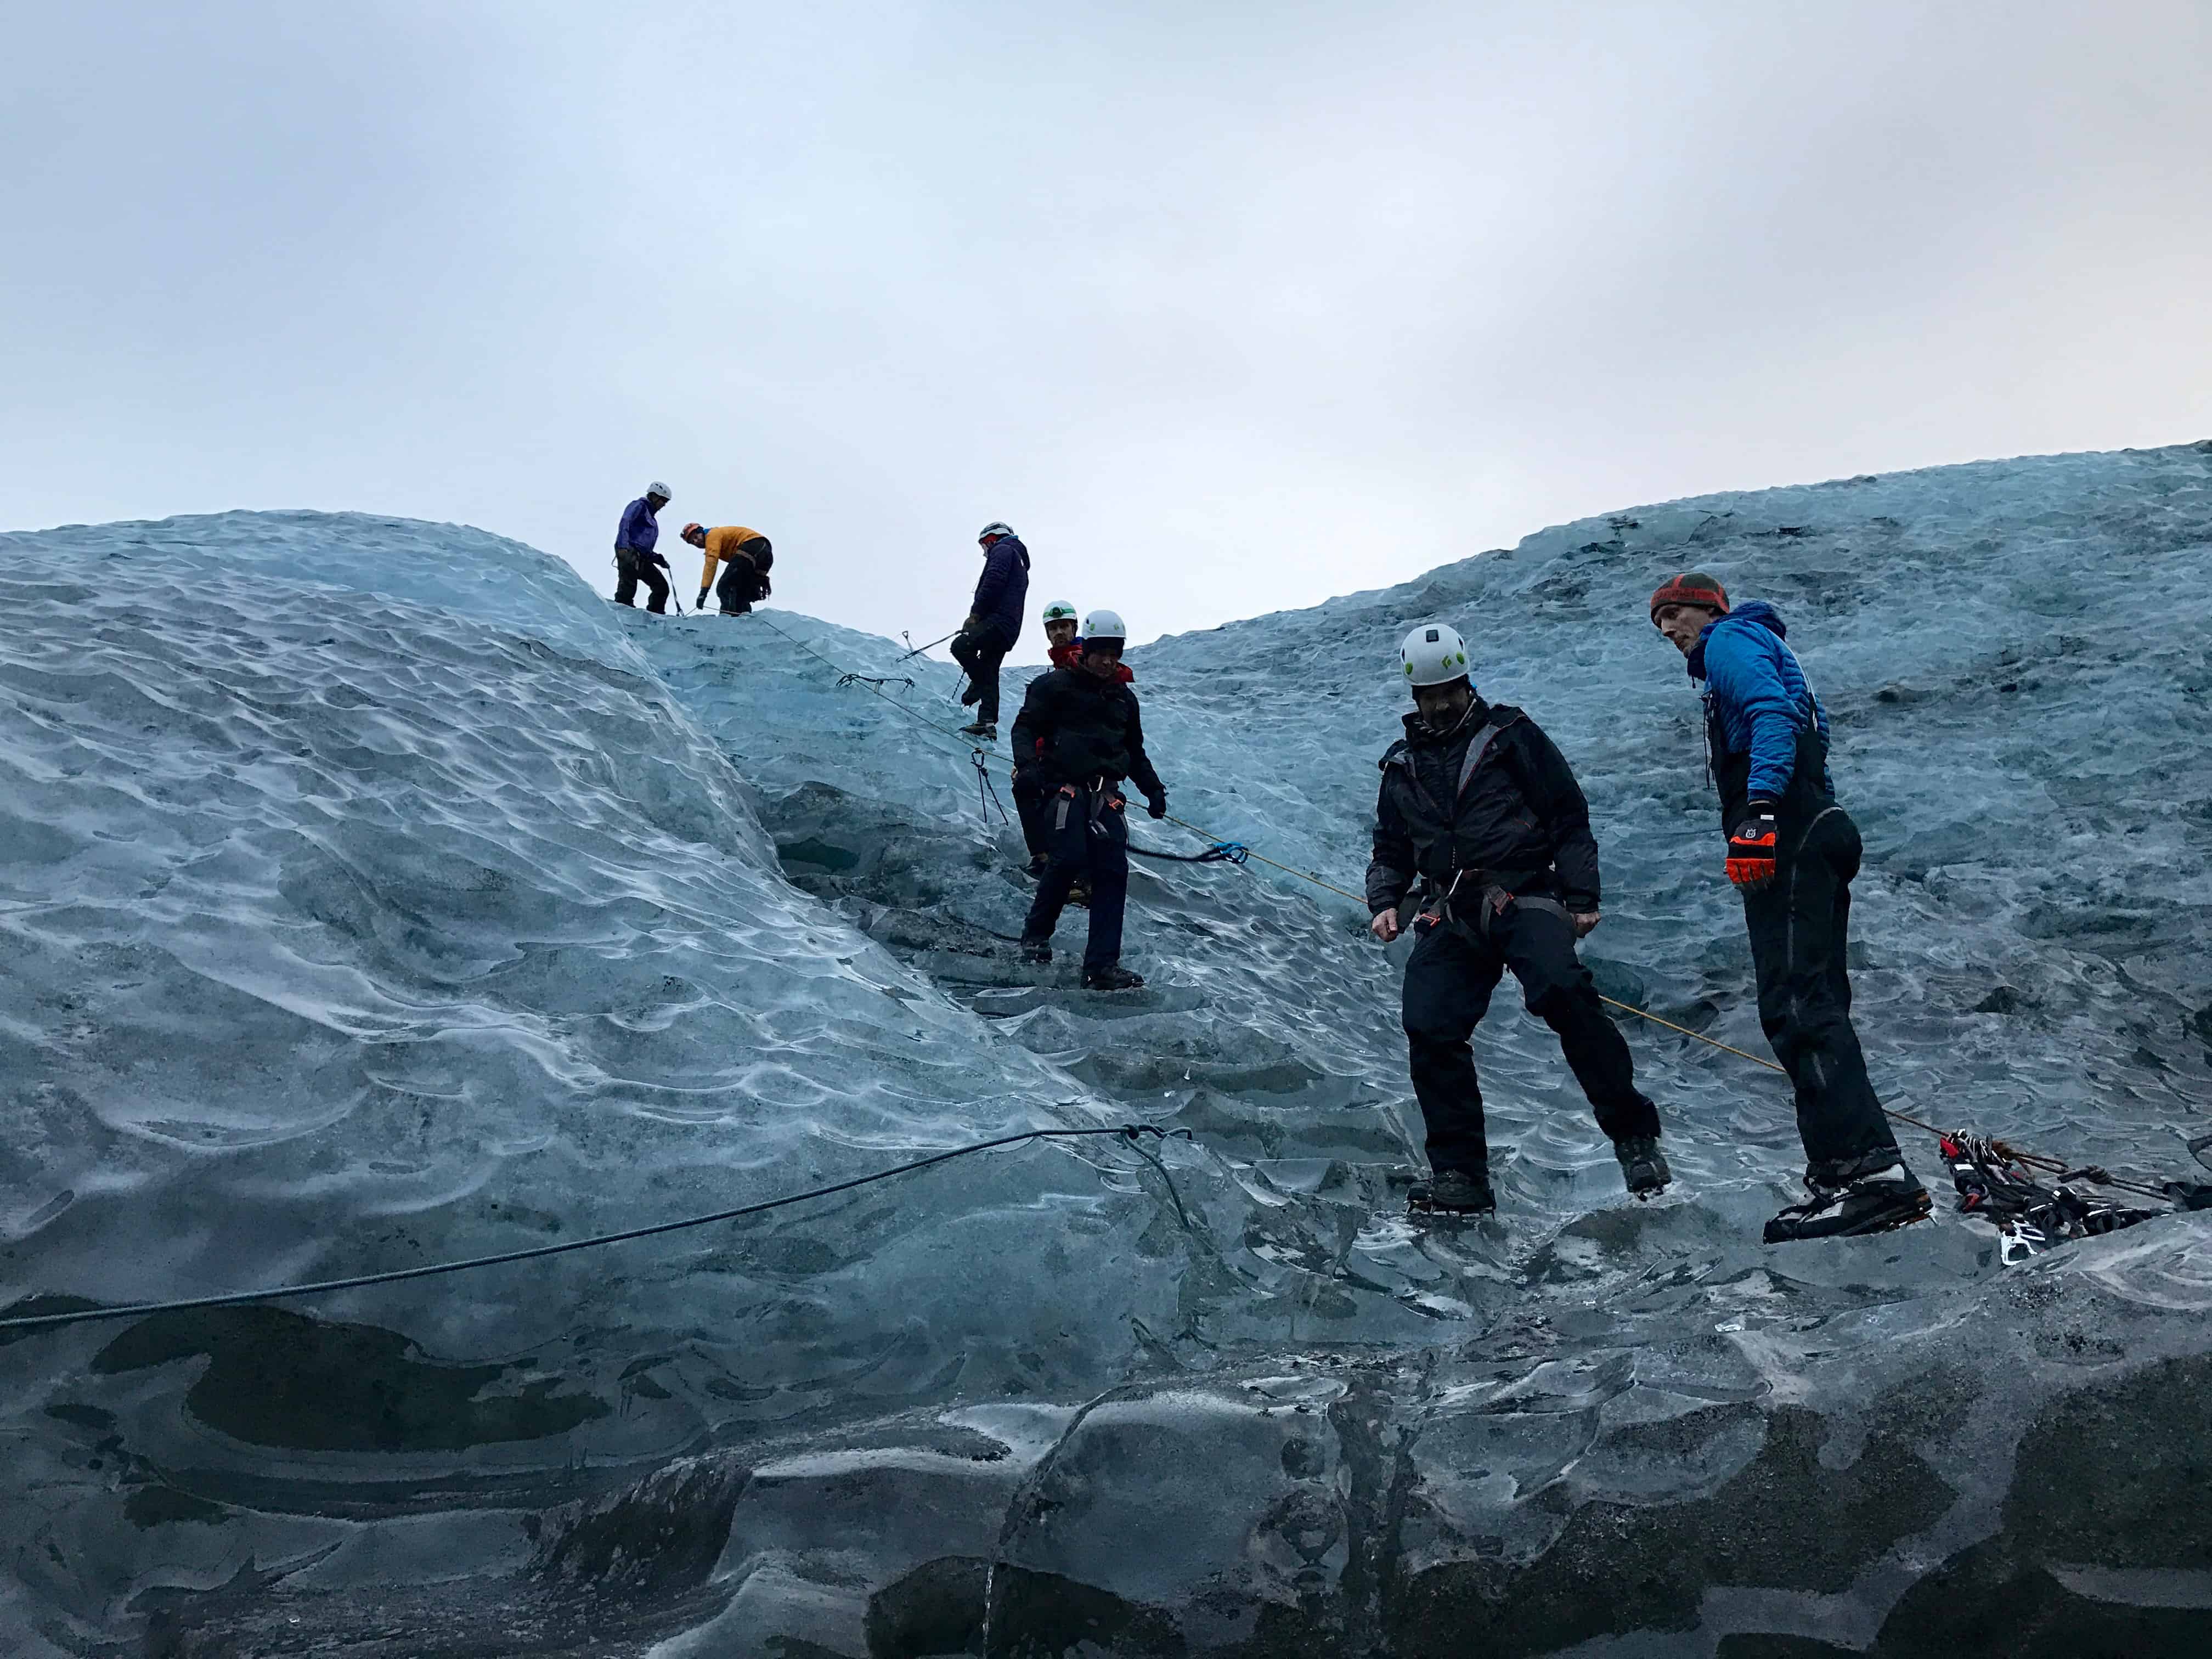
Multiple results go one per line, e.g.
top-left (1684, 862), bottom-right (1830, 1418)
top-left (1409, 1167), bottom-right (1495, 1218)
top-left (1764, 1167), bottom-right (1931, 1243)
top-left (1018, 936), bottom-right (1053, 965)
top-left (959, 681), bottom-right (981, 707)
top-left (1615, 1135), bottom-right (1672, 1200)
top-left (960, 720), bottom-right (997, 741)
top-left (1066, 876), bottom-right (1092, 908)
top-left (1083, 963), bottom-right (1144, 991)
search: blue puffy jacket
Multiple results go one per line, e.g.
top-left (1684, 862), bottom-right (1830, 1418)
top-left (1690, 600), bottom-right (1833, 805)
top-left (969, 534), bottom-right (1031, 645)
top-left (616, 496), bottom-right (660, 554)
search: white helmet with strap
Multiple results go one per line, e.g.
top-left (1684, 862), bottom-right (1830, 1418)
top-left (1400, 622), bottom-right (1472, 689)
top-left (1041, 600), bottom-right (1079, 623)
top-left (1083, 608), bottom-right (1127, 644)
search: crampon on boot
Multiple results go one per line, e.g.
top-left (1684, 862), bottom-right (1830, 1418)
top-left (1408, 1167), bottom-right (1495, 1220)
top-left (1082, 963), bottom-right (1143, 991)
top-left (1615, 1135), bottom-right (1671, 1200)
top-left (1018, 936), bottom-right (1052, 965)
top-left (1764, 1167), bottom-right (1931, 1243)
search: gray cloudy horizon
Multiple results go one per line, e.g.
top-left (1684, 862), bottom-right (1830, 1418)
top-left (4, 2), bottom-right (2207, 655)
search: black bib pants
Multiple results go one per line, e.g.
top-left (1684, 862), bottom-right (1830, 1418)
top-left (951, 624), bottom-right (1013, 725)
top-left (1402, 894), bottom-right (1660, 1177)
top-left (613, 548), bottom-right (669, 613)
top-left (1728, 728), bottom-right (1902, 1187)
top-left (1022, 781), bottom-right (1130, 970)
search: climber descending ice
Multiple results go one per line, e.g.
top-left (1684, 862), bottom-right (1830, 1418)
top-left (952, 522), bottom-right (1031, 741)
top-left (1013, 609), bottom-right (1167, 991)
top-left (1649, 573), bottom-right (1931, 1242)
top-left (1367, 624), bottom-right (1670, 1219)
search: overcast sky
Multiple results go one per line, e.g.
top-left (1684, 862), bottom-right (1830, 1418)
top-left (5, 2), bottom-right (2207, 654)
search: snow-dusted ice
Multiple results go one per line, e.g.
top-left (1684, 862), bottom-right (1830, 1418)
top-left (3, 445), bottom-right (2211, 1653)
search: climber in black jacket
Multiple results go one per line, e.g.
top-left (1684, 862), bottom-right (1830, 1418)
top-left (1367, 624), bottom-right (1668, 1217)
top-left (1012, 609), bottom-right (1166, 992)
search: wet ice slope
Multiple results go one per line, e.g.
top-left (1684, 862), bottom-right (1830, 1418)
top-left (4, 442), bottom-right (2212, 1655)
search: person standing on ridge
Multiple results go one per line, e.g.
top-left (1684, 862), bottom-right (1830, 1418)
top-left (613, 482), bottom-right (674, 613)
top-left (1012, 610), bottom-right (1166, 991)
top-left (952, 522), bottom-right (1030, 740)
top-left (680, 522), bottom-right (774, 615)
top-left (1648, 573), bottom-right (1928, 1242)
top-left (1367, 624), bottom-right (1670, 1219)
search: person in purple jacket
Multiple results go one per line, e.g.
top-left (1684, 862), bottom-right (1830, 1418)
top-left (1650, 572), bottom-right (1928, 1243)
top-left (950, 521), bottom-right (1031, 740)
top-left (612, 482), bottom-right (674, 613)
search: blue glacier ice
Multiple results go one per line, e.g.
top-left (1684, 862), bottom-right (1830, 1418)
top-left (3, 445), bottom-right (2211, 1654)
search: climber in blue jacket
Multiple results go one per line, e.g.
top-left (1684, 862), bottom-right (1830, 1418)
top-left (1649, 572), bottom-right (1927, 1243)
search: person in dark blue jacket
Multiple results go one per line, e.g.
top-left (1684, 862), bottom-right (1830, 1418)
top-left (951, 521), bottom-right (1030, 739)
top-left (1650, 573), bottom-right (1928, 1243)
top-left (613, 482), bottom-right (674, 613)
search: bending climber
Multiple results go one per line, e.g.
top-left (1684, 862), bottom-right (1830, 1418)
top-left (1649, 574), bottom-right (1928, 1241)
top-left (1013, 610), bottom-right (1166, 991)
top-left (613, 482), bottom-right (674, 613)
top-left (680, 523), bottom-right (774, 616)
top-left (1367, 624), bottom-right (1669, 1218)
top-left (951, 522), bottom-right (1030, 741)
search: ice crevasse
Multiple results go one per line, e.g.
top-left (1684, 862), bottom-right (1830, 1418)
top-left (2, 444), bottom-right (2212, 1654)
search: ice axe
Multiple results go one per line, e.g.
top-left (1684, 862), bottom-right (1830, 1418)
top-left (899, 629), bottom-right (956, 663)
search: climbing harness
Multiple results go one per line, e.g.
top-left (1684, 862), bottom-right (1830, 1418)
top-left (0, 1125), bottom-right (1193, 1338)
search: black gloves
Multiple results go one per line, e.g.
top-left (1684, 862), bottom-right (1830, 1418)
top-left (1726, 802), bottom-right (1779, 890)
top-left (1147, 794), bottom-right (1167, 820)
top-left (696, 589), bottom-right (710, 609)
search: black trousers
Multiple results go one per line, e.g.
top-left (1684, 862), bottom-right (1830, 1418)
top-left (951, 624), bottom-right (1012, 724)
top-left (1013, 770), bottom-right (1053, 861)
top-left (715, 558), bottom-right (763, 614)
top-left (1741, 805), bottom-right (1901, 1186)
top-left (613, 549), bottom-right (669, 613)
top-left (1022, 783), bottom-right (1130, 970)
top-left (1401, 900), bottom-right (1659, 1176)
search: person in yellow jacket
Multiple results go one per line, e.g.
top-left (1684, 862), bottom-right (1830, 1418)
top-left (679, 523), bottom-right (775, 616)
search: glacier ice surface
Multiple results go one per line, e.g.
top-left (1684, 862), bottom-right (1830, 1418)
top-left (4, 444), bottom-right (2212, 1652)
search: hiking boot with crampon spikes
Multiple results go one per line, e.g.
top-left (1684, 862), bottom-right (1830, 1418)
top-left (1409, 1167), bottom-right (1495, 1219)
top-left (1018, 936), bottom-right (1052, 965)
top-left (960, 720), bottom-right (996, 741)
top-left (1615, 1135), bottom-right (1671, 1200)
top-left (1083, 963), bottom-right (1144, 991)
top-left (959, 681), bottom-right (981, 707)
top-left (1764, 1168), bottom-right (1931, 1243)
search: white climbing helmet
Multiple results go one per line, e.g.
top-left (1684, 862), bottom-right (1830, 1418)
top-left (647, 481), bottom-right (672, 501)
top-left (1041, 600), bottom-right (1079, 624)
top-left (1399, 622), bottom-right (1472, 689)
top-left (978, 521), bottom-right (1015, 542)
top-left (1083, 608), bottom-right (1127, 644)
